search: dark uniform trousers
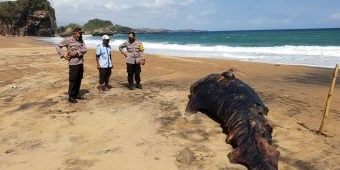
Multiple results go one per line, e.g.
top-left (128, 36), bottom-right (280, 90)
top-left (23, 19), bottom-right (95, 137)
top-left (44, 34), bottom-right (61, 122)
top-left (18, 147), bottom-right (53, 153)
top-left (126, 63), bottom-right (141, 86)
top-left (69, 64), bottom-right (84, 98)
top-left (99, 68), bottom-right (112, 86)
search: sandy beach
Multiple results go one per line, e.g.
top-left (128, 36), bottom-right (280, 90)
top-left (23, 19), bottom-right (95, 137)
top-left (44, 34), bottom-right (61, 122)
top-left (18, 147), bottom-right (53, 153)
top-left (0, 36), bottom-right (339, 170)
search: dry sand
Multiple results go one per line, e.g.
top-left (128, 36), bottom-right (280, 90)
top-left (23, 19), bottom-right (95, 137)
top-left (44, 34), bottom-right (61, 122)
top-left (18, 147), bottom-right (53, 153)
top-left (0, 36), bottom-right (339, 170)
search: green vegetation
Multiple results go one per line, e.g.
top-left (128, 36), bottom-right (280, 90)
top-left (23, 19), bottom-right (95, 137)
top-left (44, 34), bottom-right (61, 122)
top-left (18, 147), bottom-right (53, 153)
top-left (0, 0), bottom-right (55, 19)
top-left (57, 18), bottom-right (135, 36)
top-left (112, 24), bottom-right (134, 33)
top-left (56, 23), bottom-right (80, 33)
top-left (57, 18), bottom-right (173, 36)
top-left (56, 23), bottom-right (81, 37)
top-left (82, 18), bottom-right (113, 32)
top-left (0, 1), bottom-right (19, 19)
top-left (0, 0), bottom-right (56, 36)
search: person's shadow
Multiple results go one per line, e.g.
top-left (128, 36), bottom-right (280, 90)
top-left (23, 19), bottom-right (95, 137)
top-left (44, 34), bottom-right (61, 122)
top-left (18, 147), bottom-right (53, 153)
top-left (79, 89), bottom-right (90, 97)
top-left (63, 89), bottom-right (90, 97)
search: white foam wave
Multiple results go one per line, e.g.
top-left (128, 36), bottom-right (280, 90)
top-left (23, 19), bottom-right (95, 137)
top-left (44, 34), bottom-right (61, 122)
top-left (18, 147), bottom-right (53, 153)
top-left (140, 42), bottom-right (340, 68)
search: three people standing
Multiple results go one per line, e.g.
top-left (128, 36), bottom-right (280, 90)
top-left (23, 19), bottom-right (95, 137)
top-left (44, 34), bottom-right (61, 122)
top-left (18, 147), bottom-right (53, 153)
top-left (56, 27), bottom-right (87, 103)
top-left (96, 35), bottom-right (113, 91)
top-left (119, 31), bottom-right (145, 90)
top-left (55, 30), bottom-right (145, 103)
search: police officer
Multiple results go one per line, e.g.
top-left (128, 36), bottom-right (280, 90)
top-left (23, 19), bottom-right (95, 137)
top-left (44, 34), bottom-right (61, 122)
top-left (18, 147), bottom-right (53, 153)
top-left (56, 27), bottom-right (87, 103)
top-left (96, 35), bottom-right (113, 91)
top-left (119, 32), bottom-right (145, 90)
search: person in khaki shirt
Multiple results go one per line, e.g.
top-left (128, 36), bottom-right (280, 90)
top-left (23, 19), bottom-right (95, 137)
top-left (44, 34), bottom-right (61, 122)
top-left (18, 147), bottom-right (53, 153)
top-left (119, 31), bottom-right (145, 90)
top-left (56, 27), bottom-right (87, 103)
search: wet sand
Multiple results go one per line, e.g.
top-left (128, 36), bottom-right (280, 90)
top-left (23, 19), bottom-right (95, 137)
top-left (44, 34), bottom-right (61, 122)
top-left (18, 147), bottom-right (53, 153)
top-left (0, 36), bottom-right (339, 170)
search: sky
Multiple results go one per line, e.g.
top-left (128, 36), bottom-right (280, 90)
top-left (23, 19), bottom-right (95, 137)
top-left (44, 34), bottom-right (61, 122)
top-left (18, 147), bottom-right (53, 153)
top-left (2, 0), bottom-right (340, 31)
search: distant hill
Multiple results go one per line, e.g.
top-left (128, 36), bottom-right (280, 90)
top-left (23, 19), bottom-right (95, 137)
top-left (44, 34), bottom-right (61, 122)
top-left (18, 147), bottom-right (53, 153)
top-left (134, 28), bottom-right (171, 34)
top-left (56, 23), bottom-right (81, 37)
top-left (57, 18), bottom-right (204, 37)
top-left (57, 18), bottom-right (135, 37)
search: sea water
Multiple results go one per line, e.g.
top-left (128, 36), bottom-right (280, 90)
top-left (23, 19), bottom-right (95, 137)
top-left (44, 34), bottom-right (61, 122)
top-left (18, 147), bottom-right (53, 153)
top-left (40, 28), bottom-right (340, 68)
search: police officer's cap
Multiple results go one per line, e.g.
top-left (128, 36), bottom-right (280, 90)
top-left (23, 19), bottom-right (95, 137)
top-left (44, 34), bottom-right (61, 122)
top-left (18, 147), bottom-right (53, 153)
top-left (73, 27), bottom-right (84, 33)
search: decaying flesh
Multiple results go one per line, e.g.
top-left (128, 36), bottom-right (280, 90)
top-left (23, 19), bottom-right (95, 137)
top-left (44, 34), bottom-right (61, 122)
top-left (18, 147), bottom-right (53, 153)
top-left (186, 70), bottom-right (280, 170)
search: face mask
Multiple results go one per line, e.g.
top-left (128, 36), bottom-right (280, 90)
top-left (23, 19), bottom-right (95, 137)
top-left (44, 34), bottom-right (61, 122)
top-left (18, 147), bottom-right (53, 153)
top-left (74, 32), bottom-right (81, 40)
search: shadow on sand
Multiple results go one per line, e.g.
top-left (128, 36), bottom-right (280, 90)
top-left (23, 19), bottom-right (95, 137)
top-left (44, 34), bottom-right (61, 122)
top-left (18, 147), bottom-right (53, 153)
top-left (282, 68), bottom-right (340, 87)
top-left (63, 89), bottom-right (90, 97)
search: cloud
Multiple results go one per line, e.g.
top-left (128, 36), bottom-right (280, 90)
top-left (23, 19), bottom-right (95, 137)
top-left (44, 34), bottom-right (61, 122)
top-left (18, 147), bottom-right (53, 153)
top-left (50, 0), bottom-right (194, 10)
top-left (2, 0), bottom-right (337, 30)
top-left (330, 12), bottom-right (340, 20)
top-left (142, 0), bottom-right (195, 8)
top-left (48, 0), bottom-right (196, 27)
top-left (185, 10), bottom-right (215, 26)
top-left (199, 9), bottom-right (215, 17)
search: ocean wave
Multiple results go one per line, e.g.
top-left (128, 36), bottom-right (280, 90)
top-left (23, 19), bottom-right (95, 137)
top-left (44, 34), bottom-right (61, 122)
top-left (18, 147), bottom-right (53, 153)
top-left (39, 36), bottom-right (340, 68)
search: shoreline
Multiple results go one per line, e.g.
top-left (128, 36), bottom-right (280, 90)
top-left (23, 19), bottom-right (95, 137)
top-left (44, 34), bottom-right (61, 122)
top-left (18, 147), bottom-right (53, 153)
top-left (0, 36), bottom-right (340, 170)
top-left (33, 35), bottom-right (340, 69)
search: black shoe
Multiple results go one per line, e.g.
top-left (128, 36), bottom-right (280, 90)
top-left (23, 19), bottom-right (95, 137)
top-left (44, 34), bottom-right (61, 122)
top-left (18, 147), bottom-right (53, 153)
top-left (135, 84), bottom-right (143, 89)
top-left (106, 85), bottom-right (112, 89)
top-left (76, 96), bottom-right (85, 100)
top-left (128, 84), bottom-right (135, 90)
top-left (68, 97), bottom-right (78, 103)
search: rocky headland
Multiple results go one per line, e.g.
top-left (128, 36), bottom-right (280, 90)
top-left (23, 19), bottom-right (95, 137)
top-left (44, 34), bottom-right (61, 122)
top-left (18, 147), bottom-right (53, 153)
top-left (0, 0), bottom-right (56, 36)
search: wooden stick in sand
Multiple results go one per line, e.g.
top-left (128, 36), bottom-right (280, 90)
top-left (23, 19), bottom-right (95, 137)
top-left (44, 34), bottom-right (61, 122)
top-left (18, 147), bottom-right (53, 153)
top-left (318, 64), bottom-right (339, 135)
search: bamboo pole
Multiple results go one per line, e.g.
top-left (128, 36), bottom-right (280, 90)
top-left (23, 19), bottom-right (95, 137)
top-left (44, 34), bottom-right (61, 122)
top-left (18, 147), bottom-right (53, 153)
top-left (318, 64), bottom-right (339, 135)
